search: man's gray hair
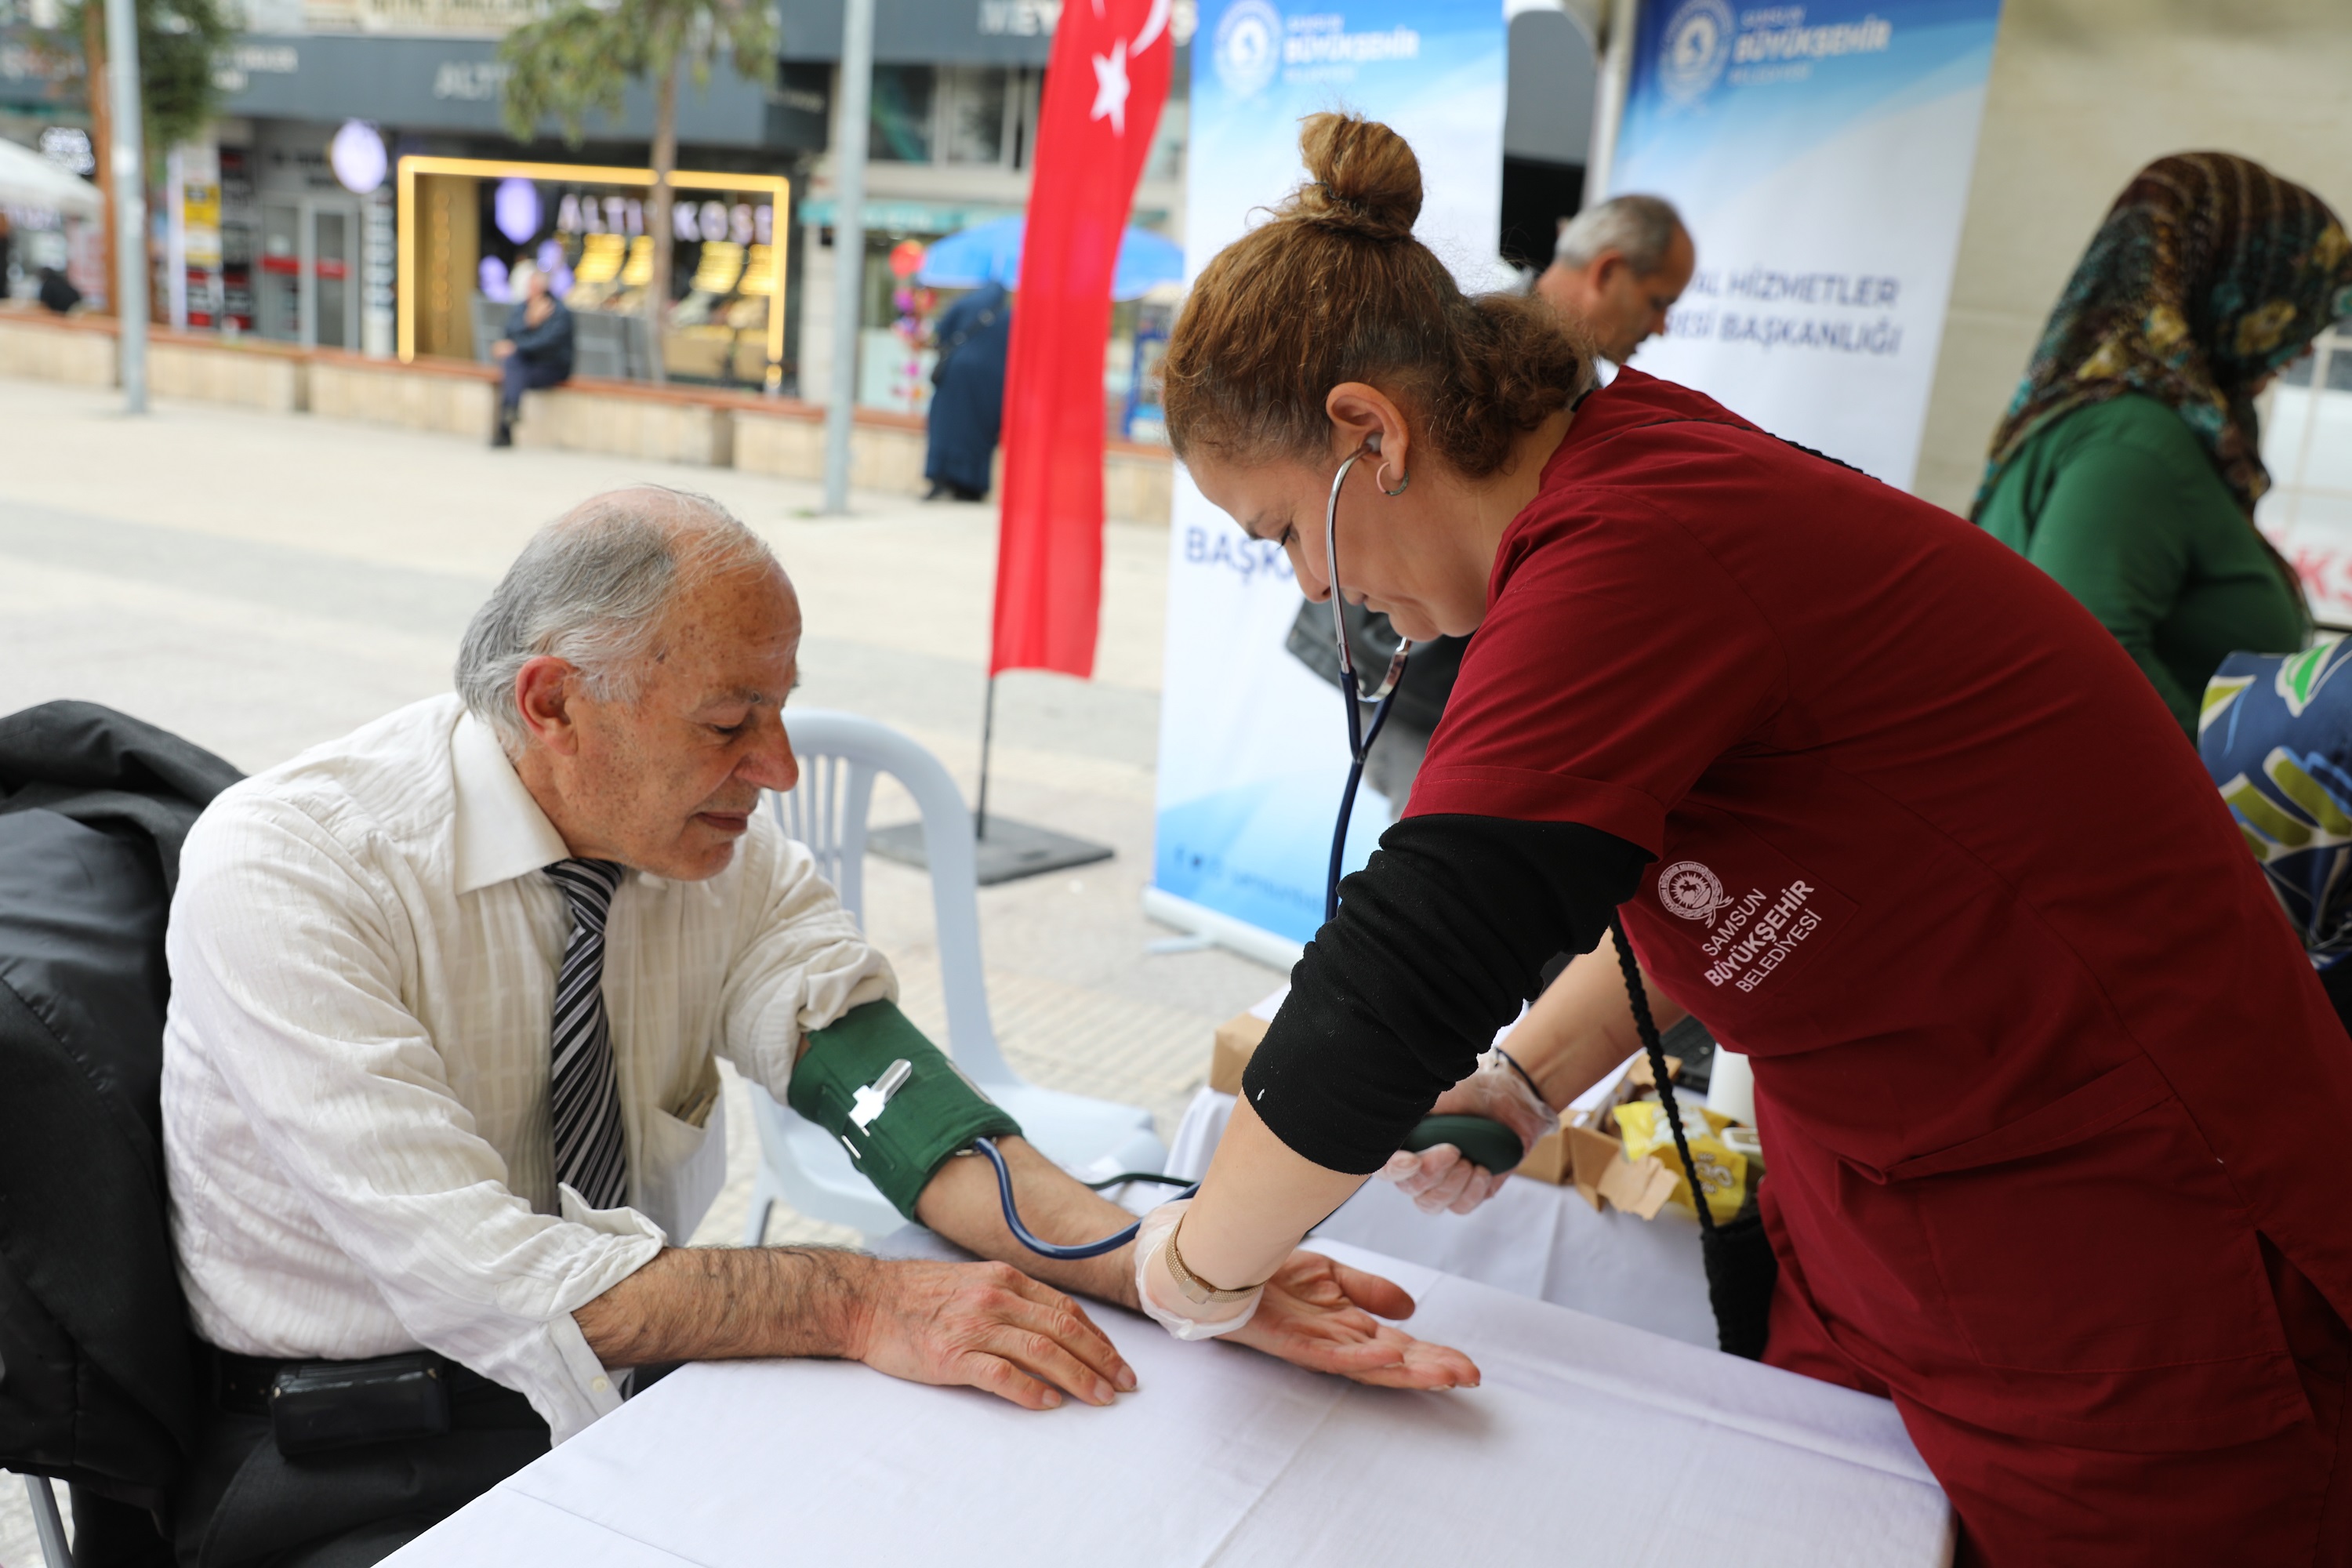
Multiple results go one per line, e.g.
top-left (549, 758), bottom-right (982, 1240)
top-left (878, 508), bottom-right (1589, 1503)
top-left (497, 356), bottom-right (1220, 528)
top-left (456, 486), bottom-right (777, 752)
top-left (1554, 194), bottom-right (1687, 275)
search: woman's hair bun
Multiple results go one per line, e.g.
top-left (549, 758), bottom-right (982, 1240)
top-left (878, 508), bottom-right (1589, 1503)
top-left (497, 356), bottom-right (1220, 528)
top-left (1292, 112), bottom-right (1422, 240)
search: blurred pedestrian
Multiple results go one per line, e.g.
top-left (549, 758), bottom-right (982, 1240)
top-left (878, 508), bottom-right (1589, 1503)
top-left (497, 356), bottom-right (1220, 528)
top-left (36, 264), bottom-right (81, 316)
top-left (1534, 194), bottom-right (1694, 373)
top-left (1973, 153), bottom-right (2352, 735)
top-left (491, 263), bottom-right (574, 449)
top-left (924, 280), bottom-right (1011, 501)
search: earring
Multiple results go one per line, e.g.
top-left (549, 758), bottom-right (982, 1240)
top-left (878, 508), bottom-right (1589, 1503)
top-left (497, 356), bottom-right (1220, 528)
top-left (1377, 461), bottom-right (1410, 497)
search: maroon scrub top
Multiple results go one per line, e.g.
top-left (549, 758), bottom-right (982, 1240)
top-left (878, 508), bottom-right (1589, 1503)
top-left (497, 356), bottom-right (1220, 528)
top-left (1409, 371), bottom-right (2352, 1563)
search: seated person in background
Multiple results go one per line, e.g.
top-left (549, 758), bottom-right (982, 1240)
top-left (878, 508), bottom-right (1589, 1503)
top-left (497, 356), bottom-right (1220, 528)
top-left (162, 486), bottom-right (1468, 1568)
top-left (1533, 193), bottom-right (1694, 375)
top-left (1973, 152), bottom-right (2351, 734)
top-left (490, 263), bottom-right (573, 448)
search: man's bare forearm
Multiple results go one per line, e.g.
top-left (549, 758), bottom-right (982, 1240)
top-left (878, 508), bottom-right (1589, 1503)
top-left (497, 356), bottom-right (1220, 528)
top-left (914, 1136), bottom-right (1144, 1309)
top-left (573, 1243), bottom-right (874, 1367)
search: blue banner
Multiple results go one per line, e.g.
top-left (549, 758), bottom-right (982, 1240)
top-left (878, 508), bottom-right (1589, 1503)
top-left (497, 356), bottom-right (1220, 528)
top-left (1149, 0), bottom-right (1506, 957)
top-left (1613, 0), bottom-right (2004, 485)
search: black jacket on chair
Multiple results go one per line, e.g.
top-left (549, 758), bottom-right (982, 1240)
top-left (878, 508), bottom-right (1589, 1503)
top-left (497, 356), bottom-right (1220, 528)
top-left (0, 702), bottom-right (241, 1552)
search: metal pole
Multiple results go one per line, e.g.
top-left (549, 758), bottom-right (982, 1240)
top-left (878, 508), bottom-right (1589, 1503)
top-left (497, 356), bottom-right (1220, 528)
top-left (821, 0), bottom-right (875, 513)
top-left (1582, 0), bottom-right (1638, 209)
top-left (104, 0), bottom-right (146, 412)
top-left (974, 673), bottom-right (996, 840)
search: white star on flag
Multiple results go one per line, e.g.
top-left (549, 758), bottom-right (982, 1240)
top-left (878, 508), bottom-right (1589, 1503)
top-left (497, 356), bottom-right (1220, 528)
top-left (1091, 38), bottom-right (1131, 136)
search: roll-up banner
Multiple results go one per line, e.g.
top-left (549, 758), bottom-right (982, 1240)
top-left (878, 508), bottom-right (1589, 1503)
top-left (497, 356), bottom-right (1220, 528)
top-left (1144, 0), bottom-right (1508, 964)
top-left (1612, 0), bottom-right (2005, 486)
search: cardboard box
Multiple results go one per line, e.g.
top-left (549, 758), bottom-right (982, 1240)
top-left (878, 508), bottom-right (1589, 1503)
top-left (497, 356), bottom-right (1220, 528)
top-left (1209, 1010), bottom-right (1272, 1094)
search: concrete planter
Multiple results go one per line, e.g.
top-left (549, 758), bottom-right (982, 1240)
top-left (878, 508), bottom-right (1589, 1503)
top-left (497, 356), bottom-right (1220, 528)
top-left (0, 313), bottom-right (115, 387)
top-left (733, 405), bottom-right (928, 495)
top-left (0, 322), bottom-right (1175, 523)
top-left (148, 335), bottom-right (307, 412)
top-left (514, 382), bottom-right (735, 467)
top-left (310, 354), bottom-right (496, 439)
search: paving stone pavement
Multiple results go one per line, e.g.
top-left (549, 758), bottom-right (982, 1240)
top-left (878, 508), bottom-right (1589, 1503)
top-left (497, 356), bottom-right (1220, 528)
top-left (0, 375), bottom-right (1288, 1563)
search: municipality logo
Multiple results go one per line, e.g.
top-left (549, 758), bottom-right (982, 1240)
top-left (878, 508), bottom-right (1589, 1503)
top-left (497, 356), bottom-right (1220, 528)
top-left (1659, 860), bottom-right (1733, 924)
top-left (1659, 0), bottom-right (1734, 103)
top-left (1214, 0), bottom-right (1283, 98)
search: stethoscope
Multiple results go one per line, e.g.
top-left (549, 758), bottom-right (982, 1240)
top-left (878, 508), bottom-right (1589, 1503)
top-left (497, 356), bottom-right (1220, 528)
top-left (1319, 443), bottom-right (1412, 921)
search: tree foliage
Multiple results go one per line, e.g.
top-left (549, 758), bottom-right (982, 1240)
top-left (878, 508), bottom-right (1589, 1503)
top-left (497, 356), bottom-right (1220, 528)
top-left (498, 0), bottom-right (776, 148)
top-left (64, 0), bottom-right (234, 152)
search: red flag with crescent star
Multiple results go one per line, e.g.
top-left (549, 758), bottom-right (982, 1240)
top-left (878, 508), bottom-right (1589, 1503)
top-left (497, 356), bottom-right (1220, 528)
top-left (988, 0), bottom-right (1174, 677)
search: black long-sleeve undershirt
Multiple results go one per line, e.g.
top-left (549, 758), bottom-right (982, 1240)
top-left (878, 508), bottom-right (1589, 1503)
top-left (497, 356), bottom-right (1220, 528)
top-left (1240, 815), bottom-right (1652, 1174)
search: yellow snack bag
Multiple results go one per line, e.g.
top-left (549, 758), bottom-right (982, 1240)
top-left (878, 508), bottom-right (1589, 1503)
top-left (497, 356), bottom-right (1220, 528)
top-left (1614, 1101), bottom-right (1747, 1223)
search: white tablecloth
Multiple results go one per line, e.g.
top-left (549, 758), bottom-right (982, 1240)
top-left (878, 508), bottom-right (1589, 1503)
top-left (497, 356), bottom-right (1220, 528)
top-left (1167, 1087), bottom-right (1719, 1348)
top-left (387, 1239), bottom-right (1951, 1567)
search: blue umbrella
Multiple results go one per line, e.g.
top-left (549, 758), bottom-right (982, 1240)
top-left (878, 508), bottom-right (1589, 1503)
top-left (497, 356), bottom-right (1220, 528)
top-left (917, 216), bottom-right (1185, 301)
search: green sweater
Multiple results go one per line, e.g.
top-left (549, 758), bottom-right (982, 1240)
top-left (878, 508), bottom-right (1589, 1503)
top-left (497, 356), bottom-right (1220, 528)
top-left (1977, 394), bottom-right (2305, 733)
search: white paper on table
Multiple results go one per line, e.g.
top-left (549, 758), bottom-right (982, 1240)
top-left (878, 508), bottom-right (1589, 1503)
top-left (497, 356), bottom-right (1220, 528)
top-left (387, 1239), bottom-right (1950, 1568)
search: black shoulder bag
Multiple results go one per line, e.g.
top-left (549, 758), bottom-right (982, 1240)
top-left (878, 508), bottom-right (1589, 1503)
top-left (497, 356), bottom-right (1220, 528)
top-left (929, 303), bottom-right (1000, 387)
top-left (1606, 909), bottom-right (1778, 1359)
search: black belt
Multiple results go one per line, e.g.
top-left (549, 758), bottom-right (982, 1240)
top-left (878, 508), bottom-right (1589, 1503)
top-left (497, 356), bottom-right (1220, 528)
top-left (204, 1345), bottom-right (505, 1419)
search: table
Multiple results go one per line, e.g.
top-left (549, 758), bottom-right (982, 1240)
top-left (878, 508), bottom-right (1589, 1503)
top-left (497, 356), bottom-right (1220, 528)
top-left (1168, 1087), bottom-right (1720, 1348)
top-left (386, 1240), bottom-right (1951, 1567)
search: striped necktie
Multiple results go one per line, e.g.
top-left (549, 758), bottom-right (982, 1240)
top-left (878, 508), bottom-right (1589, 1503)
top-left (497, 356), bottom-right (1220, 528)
top-left (545, 858), bottom-right (629, 1213)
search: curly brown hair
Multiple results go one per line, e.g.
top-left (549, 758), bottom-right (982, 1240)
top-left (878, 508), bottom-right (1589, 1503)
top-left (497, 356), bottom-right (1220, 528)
top-left (1161, 112), bottom-right (1586, 478)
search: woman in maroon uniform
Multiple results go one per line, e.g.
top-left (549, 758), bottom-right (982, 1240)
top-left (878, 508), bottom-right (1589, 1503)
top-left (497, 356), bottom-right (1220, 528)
top-left (1131, 114), bottom-right (2352, 1565)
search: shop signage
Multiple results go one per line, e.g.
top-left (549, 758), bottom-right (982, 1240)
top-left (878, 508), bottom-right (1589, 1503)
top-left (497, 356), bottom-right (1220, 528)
top-left (395, 155), bottom-right (790, 387)
top-left (218, 35), bottom-right (782, 147)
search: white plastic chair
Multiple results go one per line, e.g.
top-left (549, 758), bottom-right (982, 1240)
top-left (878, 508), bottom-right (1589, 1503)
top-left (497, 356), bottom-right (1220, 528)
top-left (742, 710), bottom-right (1165, 1240)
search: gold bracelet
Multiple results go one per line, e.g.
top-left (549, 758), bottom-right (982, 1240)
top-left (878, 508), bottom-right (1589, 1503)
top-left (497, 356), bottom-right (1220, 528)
top-left (1163, 1213), bottom-right (1269, 1308)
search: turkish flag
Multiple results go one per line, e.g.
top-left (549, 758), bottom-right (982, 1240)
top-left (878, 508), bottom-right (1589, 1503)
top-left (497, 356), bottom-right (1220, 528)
top-left (989, 0), bottom-right (1174, 677)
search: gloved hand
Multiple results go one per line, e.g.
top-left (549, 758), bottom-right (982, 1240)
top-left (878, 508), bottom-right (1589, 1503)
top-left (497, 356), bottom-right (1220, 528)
top-left (1133, 1199), bottom-right (1265, 1341)
top-left (1377, 1051), bottom-right (1558, 1215)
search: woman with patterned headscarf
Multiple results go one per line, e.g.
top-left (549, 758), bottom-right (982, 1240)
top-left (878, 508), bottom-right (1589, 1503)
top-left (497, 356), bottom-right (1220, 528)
top-left (1974, 153), bottom-right (2352, 735)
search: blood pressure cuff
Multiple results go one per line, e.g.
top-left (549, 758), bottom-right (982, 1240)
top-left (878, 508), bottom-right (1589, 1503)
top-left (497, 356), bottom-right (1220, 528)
top-left (786, 999), bottom-right (1022, 1221)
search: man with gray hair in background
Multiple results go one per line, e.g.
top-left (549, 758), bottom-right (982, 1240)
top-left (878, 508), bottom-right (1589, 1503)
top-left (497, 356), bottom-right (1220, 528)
top-left (159, 485), bottom-right (1468, 1567)
top-left (1534, 193), bottom-right (1697, 372)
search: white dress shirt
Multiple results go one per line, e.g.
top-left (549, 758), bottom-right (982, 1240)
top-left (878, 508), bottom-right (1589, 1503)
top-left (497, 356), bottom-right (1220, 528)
top-left (162, 695), bottom-right (892, 1443)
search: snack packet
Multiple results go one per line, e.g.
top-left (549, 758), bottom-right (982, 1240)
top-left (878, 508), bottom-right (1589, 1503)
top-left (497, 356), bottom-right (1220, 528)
top-left (1614, 1100), bottom-right (1747, 1223)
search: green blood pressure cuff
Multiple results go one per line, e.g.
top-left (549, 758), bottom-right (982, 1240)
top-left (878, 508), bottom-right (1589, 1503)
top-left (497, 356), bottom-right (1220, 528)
top-left (786, 999), bottom-right (1022, 1221)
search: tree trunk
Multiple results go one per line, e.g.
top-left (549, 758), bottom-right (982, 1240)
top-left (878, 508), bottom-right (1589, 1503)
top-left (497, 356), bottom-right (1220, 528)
top-left (644, 51), bottom-right (678, 385)
top-left (85, 2), bottom-right (114, 315)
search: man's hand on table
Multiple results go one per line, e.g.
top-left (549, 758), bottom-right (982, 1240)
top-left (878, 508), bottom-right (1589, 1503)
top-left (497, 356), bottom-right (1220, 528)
top-left (849, 1255), bottom-right (1133, 1410)
top-left (1229, 1251), bottom-right (1480, 1389)
top-left (574, 1245), bottom-right (1132, 1412)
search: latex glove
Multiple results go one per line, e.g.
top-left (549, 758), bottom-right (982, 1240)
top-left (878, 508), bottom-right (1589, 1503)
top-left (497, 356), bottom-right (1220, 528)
top-left (1133, 1199), bottom-right (1264, 1341)
top-left (1377, 1051), bottom-right (1557, 1216)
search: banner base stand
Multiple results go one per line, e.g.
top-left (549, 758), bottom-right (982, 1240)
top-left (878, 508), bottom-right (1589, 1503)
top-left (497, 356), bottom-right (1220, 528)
top-left (870, 818), bottom-right (1113, 887)
top-left (1140, 886), bottom-right (1305, 972)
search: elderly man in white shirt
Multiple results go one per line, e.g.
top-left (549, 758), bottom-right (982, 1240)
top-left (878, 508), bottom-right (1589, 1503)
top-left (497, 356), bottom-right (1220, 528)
top-left (161, 486), bottom-right (1469, 1568)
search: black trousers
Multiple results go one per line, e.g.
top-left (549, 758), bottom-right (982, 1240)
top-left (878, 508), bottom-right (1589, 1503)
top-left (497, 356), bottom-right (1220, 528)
top-left (499, 355), bottom-right (568, 415)
top-left (169, 1361), bottom-right (549, 1568)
